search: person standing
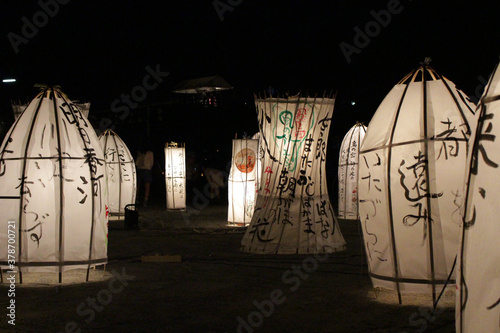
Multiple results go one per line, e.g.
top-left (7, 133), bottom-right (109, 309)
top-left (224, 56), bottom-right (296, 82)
top-left (136, 145), bottom-right (154, 206)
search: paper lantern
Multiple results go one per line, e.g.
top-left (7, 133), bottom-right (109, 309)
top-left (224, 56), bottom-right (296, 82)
top-left (457, 61), bottom-right (500, 332)
top-left (165, 142), bottom-right (186, 210)
top-left (338, 122), bottom-right (367, 220)
top-left (0, 87), bottom-right (108, 281)
top-left (99, 129), bottom-right (136, 219)
top-left (241, 94), bottom-right (346, 254)
top-left (228, 138), bottom-right (258, 226)
top-left (358, 61), bottom-right (477, 300)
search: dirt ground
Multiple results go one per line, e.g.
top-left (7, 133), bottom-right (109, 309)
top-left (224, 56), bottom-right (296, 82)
top-left (0, 203), bottom-right (456, 333)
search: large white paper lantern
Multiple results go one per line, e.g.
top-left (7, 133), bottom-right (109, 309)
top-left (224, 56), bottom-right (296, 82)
top-left (99, 129), bottom-right (136, 220)
top-left (358, 61), bottom-right (477, 300)
top-left (165, 142), bottom-right (186, 210)
top-left (457, 61), bottom-right (500, 333)
top-left (241, 95), bottom-right (346, 254)
top-left (228, 138), bottom-right (258, 226)
top-left (0, 87), bottom-right (108, 281)
top-left (338, 122), bottom-right (366, 220)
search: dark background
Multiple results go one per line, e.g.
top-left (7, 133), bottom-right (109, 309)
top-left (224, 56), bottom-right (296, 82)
top-left (0, 0), bottom-right (499, 203)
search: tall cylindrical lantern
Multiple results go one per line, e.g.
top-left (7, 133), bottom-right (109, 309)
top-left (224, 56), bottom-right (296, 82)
top-left (99, 129), bottom-right (136, 220)
top-left (228, 138), bottom-right (258, 226)
top-left (358, 61), bottom-right (477, 302)
top-left (338, 122), bottom-right (367, 220)
top-left (165, 142), bottom-right (186, 210)
top-left (457, 61), bottom-right (500, 333)
top-left (0, 87), bottom-right (108, 282)
top-left (241, 94), bottom-right (346, 254)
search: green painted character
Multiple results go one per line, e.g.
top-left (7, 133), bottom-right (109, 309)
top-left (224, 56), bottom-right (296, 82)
top-left (272, 104), bottom-right (314, 172)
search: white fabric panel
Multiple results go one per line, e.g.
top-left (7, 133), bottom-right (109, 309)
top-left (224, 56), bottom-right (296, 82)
top-left (392, 83), bottom-right (425, 144)
top-left (0, 87), bottom-right (108, 273)
top-left (99, 130), bottom-right (137, 218)
top-left (359, 65), bottom-right (477, 294)
top-left (457, 61), bottom-right (500, 333)
top-left (362, 85), bottom-right (405, 149)
top-left (165, 146), bottom-right (186, 210)
top-left (338, 123), bottom-right (366, 219)
top-left (241, 96), bottom-right (346, 254)
top-left (228, 139), bottom-right (258, 225)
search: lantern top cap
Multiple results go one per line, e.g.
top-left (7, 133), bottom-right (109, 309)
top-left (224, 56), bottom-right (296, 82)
top-left (254, 93), bottom-right (336, 104)
top-left (397, 61), bottom-right (446, 85)
top-left (100, 129), bottom-right (116, 136)
top-left (166, 142), bottom-right (185, 148)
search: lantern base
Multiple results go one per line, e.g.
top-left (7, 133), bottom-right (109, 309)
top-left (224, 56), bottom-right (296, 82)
top-left (125, 204), bottom-right (139, 229)
top-left (227, 221), bottom-right (250, 227)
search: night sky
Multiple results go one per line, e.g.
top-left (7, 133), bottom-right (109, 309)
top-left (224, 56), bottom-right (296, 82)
top-left (0, 0), bottom-right (499, 174)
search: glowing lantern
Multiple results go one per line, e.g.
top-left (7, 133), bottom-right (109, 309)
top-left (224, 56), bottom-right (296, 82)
top-left (165, 142), bottom-right (186, 210)
top-left (228, 138), bottom-right (258, 226)
top-left (0, 87), bottom-right (108, 282)
top-left (338, 122), bottom-right (367, 220)
top-left (457, 61), bottom-right (500, 332)
top-left (99, 129), bottom-right (136, 220)
top-left (241, 94), bottom-right (346, 254)
top-left (358, 60), bottom-right (477, 301)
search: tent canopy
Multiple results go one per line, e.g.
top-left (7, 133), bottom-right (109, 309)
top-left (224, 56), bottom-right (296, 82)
top-left (172, 75), bottom-right (233, 94)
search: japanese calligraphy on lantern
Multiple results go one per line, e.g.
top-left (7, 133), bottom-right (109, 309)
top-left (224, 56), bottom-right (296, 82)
top-left (457, 61), bottom-right (500, 333)
top-left (99, 129), bottom-right (137, 219)
top-left (165, 143), bottom-right (186, 210)
top-left (241, 95), bottom-right (346, 254)
top-left (338, 122), bottom-right (366, 220)
top-left (358, 63), bottom-right (477, 297)
top-left (0, 87), bottom-right (108, 278)
top-left (228, 139), bottom-right (258, 226)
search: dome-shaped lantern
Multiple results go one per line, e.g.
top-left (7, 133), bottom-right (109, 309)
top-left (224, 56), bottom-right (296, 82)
top-left (338, 122), bottom-right (367, 220)
top-left (241, 94), bottom-right (346, 254)
top-left (457, 60), bottom-right (500, 333)
top-left (0, 87), bottom-right (108, 283)
top-left (99, 129), bottom-right (136, 220)
top-left (358, 60), bottom-right (477, 302)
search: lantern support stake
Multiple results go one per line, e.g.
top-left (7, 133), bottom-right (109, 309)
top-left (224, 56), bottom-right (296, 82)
top-left (422, 62), bottom-right (438, 305)
top-left (385, 73), bottom-right (413, 304)
top-left (52, 88), bottom-right (66, 284)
